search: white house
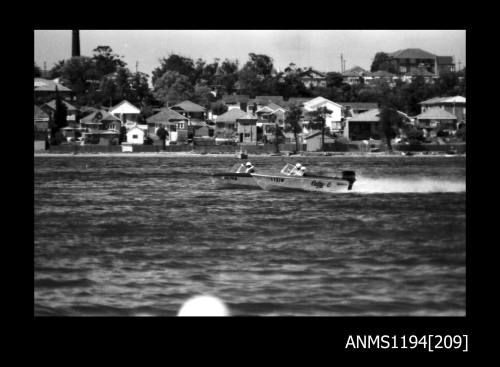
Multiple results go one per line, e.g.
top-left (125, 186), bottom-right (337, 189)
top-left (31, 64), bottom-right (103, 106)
top-left (126, 126), bottom-right (145, 145)
top-left (302, 97), bottom-right (344, 134)
top-left (109, 100), bottom-right (141, 125)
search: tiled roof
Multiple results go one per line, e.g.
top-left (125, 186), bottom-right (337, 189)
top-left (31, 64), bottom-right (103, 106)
top-left (216, 108), bottom-right (247, 122)
top-left (284, 97), bottom-right (311, 107)
top-left (371, 70), bottom-right (397, 78)
top-left (171, 100), bottom-right (206, 112)
top-left (146, 108), bottom-right (188, 123)
top-left (44, 99), bottom-right (79, 112)
top-left (416, 108), bottom-right (457, 120)
top-left (349, 108), bottom-right (410, 122)
top-left (436, 56), bottom-right (454, 65)
top-left (342, 102), bottom-right (379, 110)
top-left (389, 48), bottom-right (437, 59)
top-left (109, 100), bottom-right (141, 114)
top-left (251, 96), bottom-right (285, 105)
top-left (419, 96), bottom-right (465, 105)
top-left (407, 68), bottom-right (435, 77)
top-left (221, 94), bottom-right (250, 104)
top-left (80, 110), bottom-right (121, 124)
top-left (34, 78), bottom-right (72, 92)
top-left (34, 105), bottom-right (50, 120)
top-left (342, 66), bottom-right (373, 77)
top-left (237, 113), bottom-right (258, 120)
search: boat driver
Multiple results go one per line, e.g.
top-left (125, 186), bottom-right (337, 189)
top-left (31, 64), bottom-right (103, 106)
top-left (294, 163), bottom-right (302, 175)
top-left (245, 162), bottom-right (255, 173)
top-left (296, 166), bottom-right (306, 176)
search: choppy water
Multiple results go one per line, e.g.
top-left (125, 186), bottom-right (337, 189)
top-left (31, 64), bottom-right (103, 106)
top-left (34, 155), bottom-right (466, 316)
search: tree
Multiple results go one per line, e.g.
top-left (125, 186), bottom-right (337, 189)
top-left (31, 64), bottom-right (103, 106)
top-left (211, 101), bottom-right (228, 116)
top-left (238, 53), bottom-right (275, 96)
top-left (325, 72), bottom-right (344, 88)
top-left (307, 106), bottom-right (332, 151)
top-left (92, 46), bottom-right (126, 77)
top-left (378, 107), bottom-right (404, 151)
top-left (49, 60), bottom-right (65, 79)
top-left (152, 54), bottom-right (195, 85)
top-left (50, 87), bottom-right (68, 145)
top-left (284, 103), bottom-right (303, 152)
top-left (34, 62), bottom-right (42, 77)
top-left (153, 71), bottom-right (194, 106)
top-left (119, 125), bottom-right (127, 144)
top-left (156, 125), bottom-right (168, 150)
top-left (370, 52), bottom-right (398, 74)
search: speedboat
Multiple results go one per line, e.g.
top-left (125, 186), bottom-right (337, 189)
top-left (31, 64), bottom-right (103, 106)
top-left (211, 162), bottom-right (260, 189)
top-left (251, 163), bottom-right (356, 193)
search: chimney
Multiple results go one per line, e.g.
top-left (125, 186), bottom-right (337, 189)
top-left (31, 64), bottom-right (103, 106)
top-left (72, 30), bottom-right (80, 57)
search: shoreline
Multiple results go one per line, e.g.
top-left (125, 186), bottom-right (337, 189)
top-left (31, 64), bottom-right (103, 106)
top-left (34, 152), bottom-right (466, 158)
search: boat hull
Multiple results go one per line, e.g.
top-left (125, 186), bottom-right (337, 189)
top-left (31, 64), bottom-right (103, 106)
top-left (211, 173), bottom-right (260, 189)
top-left (251, 173), bottom-right (353, 193)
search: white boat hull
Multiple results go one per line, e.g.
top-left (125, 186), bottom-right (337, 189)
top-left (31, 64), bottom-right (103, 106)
top-left (251, 174), bottom-right (353, 193)
top-left (211, 173), bottom-right (260, 189)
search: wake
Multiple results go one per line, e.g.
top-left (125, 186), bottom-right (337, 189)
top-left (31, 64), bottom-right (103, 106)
top-left (353, 177), bottom-right (466, 193)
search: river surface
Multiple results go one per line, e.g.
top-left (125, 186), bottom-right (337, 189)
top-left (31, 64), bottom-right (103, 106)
top-left (34, 155), bottom-right (466, 316)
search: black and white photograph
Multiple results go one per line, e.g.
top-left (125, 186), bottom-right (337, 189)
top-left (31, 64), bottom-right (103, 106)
top-left (34, 29), bottom-right (466, 319)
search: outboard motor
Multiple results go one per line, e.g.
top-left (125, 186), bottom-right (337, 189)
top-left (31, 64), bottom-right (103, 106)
top-left (342, 170), bottom-right (356, 190)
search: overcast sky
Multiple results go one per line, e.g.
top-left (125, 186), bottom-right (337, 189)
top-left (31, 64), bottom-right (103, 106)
top-left (35, 30), bottom-right (466, 78)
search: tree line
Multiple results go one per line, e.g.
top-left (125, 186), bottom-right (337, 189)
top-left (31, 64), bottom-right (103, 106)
top-left (35, 48), bottom-right (466, 118)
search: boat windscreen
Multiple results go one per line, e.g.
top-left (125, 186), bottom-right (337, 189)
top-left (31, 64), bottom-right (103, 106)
top-left (280, 163), bottom-right (297, 175)
top-left (231, 163), bottom-right (245, 173)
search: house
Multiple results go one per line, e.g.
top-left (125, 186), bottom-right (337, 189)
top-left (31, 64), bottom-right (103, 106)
top-left (221, 94), bottom-right (250, 112)
top-left (388, 48), bottom-right (455, 76)
top-left (146, 108), bottom-right (189, 144)
top-left (191, 120), bottom-right (213, 138)
top-left (214, 108), bottom-right (248, 142)
top-left (368, 70), bottom-right (399, 86)
top-left (34, 105), bottom-right (50, 132)
top-left (108, 100), bottom-right (141, 125)
top-left (171, 100), bottom-right (207, 120)
top-left (342, 66), bottom-right (374, 85)
top-left (345, 108), bottom-right (411, 141)
top-left (284, 97), bottom-right (311, 108)
top-left (34, 78), bottom-right (74, 104)
top-left (299, 69), bottom-right (327, 88)
top-left (415, 108), bottom-right (457, 131)
top-left (341, 102), bottom-right (379, 118)
top-left (304, 131), bottom-right (337, 152)
top-left (247, 96), bottom-right (285, 113)
top-left (126, 126), bottom-right (145, 145)
top-left (401, 65), bottom-right (436, 83)
top-left (80, 110), bottom-right (122, 132)
top-left (302, 97), bottom-right (344, 134)
top-left (236, 113), bottom-right (259, 144)
top-left (42, 99), bottom-right (79, 125)
top-left (419, 96), bottom-right (466, 124)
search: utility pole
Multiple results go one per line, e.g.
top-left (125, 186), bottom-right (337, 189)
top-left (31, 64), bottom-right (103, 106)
top-left (72, 30), bottom-right (80, 57)
top-left (136, 61), bottom-right (139, 73)
top-left (458, 60), bottom-right (461, 72)
top-left (340, 54), bottom-right (344, 73)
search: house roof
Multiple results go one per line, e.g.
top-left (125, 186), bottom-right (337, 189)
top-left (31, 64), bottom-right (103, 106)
top-left (108, 100), bottom-right (141, 114)
top-left (419, 96), bottom-right (466, 105)
top-left (299, 69), bottom-right (326, 78)
top-left (436, 56), bottom-right (454, 65)
top-left (389, 48), bottom-right (437, 59)
top-left (342, 66), bottom-right (373, 77)
top-left (216, 108), bottom-right (248, 122)
top-left (342, 102), bottom-right (379, 110)
top-left (416, 108), bottom-right (457, 120)
top-left (171, 100), bottom-right (206, 112)
top-left (146, 108), bottom-right (188, 123)
top-left (221, 94), bottom-right (250, 104)
top-left (303, 96), bottom-right (343, 110)
top-left (304, 131), bottom-right (336, 140)
top-left (237, 113), bottom-right (258, 121)
top-left (34, 78), bottom-right (72, 92)
top-left (371, 70), bottom-right (397, 78)
top-left (34, 105), bottom-right (50, 120)
top-left (44, 99), bottom-right (79, 112)
top-left (80, 110), bottom-right (122, 124)
top-left (284, 97), bottom-right (311, 107)
top-left (266, 102), bottom-right (286, 111)
top-left (407, 68), bottom-right (435, 77)
top-left (349, 108), bottom-right (410, 122)
top-left (250, 96), bottom-right (285, 106)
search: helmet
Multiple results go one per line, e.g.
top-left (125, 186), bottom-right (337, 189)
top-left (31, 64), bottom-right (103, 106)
top-left (245, 162), bottom-right (252, 167)
top-left (295, 163), bottom-right (302, 168)
top-left (300, 166), bottom-right (306, 171)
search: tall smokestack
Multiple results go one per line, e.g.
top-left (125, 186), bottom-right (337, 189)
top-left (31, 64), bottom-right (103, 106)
top-left (72, 30), bottom-right (80, 57)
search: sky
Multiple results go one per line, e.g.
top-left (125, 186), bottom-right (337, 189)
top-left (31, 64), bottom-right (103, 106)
top-left (34, 30), bottom-right (466, 79)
